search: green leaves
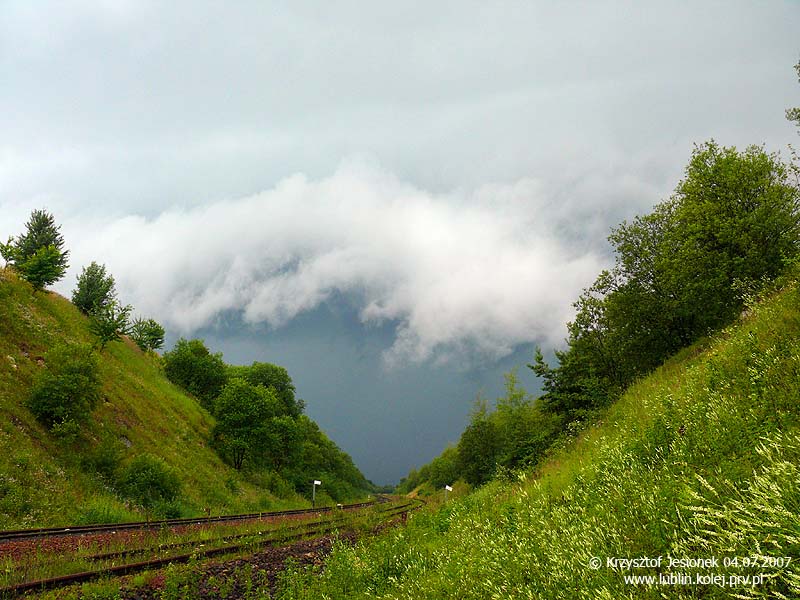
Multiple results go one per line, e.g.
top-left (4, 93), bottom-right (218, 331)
top-left (129, 317), bottom-right (166, 352)
top-left (17, 245), bottom-right (68, 291)
top-left (26, 343), bottom-right (101, 431)
top-left (211, 378), bottom-right (283, 470)
top-left (88, 299), bottom-right (132, 351)
top-left (227, 361), bottom-right (303, 416)
top-left (787, 59), bottom-right (800, 131)
top-left (2, 209), bottom-right (69, 290)
top-left (118, 454), bottom-right (181, 509)
top-left (72, 261), bottom-right (116, 314)
top-left (538, 141), bottom-right (800, 421)
top-left (163, 338), bottom-right (227, 408)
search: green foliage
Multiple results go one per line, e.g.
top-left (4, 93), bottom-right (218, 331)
top-left (262, 415), bottom-right (301, 469)
top-left (88, 299), bottom-right (132, 351)
top-left (227, 361), bottom-right (303, 416)
top-left (456, 402), bottom-right (499, 486)
top-left (0, 268), bottom-right (331, 528)
top-left (73, 496), bottom-right (137, 525)
top-left (71, 262), bottom-right (116, 314)
top-left (129, 317), bottom-right (165, 352)
top-left (26, 343), bottom-right (101, 430)
top-left (398, 446), bottom-right (459, 494)
top-left (534, 141), bottom-right (800, 421)
top-left (284, 415), bottom-right (372, 502)
top-left (163, 338), bottom-right (227, 409)
top-left (212, 378), bottom-right (283, 470)
top-left (277, 276), bottom-right (800, 600)
top-left (410, 372), bottom-right (564, 491)
top-left (18, 246), bottom-right (68, 292)
top-left (787, 59), bottom-right (800, 131)
top-left (118, 453), bottom-right (181, 509)
top-left (81, 436), bottom-right (125, 482)
top-left (1, 209), bottom-right (69, 290)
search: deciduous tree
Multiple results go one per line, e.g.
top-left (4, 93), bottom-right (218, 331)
top-left (1, 209), bottom-right (69, 290)
top-left (72, 262), bottom-right (116, 314)
top-left (163, 338), bottom-right (227, 408)
top-left (89, 300), bottom-right (132, 351)
top-left (212, 378), bottom-right (282, 470)
top-left (130, 317), bottom-right (166, 352)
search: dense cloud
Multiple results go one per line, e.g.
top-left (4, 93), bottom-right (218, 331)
top-left (54, 161), bottom-right (607, 365)
top-left (2, 1), bottom-right (799, 479)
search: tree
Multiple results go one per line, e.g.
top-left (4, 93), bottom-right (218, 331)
top-left (661, 142), bottom-right (800, 329)
top-left (163, 338), bottom-right (227, 409)
top-left (27, 343), bottom-right (101, 431)
top-left (531, 142), bottom-right (800, 422)
top-left (261, 415), bottom-right (301, 470)
top-left (130, 317), bottom-right (166, 352)
top-left (1, 209), bottom-right (69, 290)
top-left (89, 300), bottom-right (132, 351)
top-left (72, 262), bottom-right (116, 314)
top-left (787, 59), bottom-right (800, 131)
top-left (212, 378), bottom-right (282, 470)
top-left (227, 362), bottom-right (303, 416)
top-left (456, 400), bottom-right (499, 486)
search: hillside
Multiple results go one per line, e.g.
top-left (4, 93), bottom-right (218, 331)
top-left (0, 266), bottom-right (370, 529)
top-left (275, 273), bottom-right (800, 598)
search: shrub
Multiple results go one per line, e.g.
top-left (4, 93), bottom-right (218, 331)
top-left (81, 437), bottom-right (125, 481)
top-left (118, 454), bottom-right (181, 509)
top-left (26, 343), bottom-right (101, 429)
top-left (163, 338), bottom-right (227, 408)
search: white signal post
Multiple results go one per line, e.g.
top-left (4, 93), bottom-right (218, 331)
top-left (444, 484), bottom-right (453, 501)
top-left (312, 479), bottom-right (322, 508)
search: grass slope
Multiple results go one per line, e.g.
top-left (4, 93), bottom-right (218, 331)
top-left (277, 276), bottom-right (800, 598)
top-left (0, 267), bottom-right (307, 528)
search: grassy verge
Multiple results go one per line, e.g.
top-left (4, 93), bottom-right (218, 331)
top-left (0, 267), bottom-right (305, 528)
top-left (15, 500), bottom-right (415, 599)
top-left (270, 278), bottom-right (800, 599)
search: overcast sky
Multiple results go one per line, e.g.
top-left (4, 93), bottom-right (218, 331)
top-left (1, 1), bottom-right (798, 483)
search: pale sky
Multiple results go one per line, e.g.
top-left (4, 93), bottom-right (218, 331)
top-left (2, 1), bottom-right (798, 482)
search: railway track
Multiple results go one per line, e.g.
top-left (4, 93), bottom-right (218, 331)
top-left (0, 497), bottom-right (423, 598)
top-left (0, 498), bottom-right (382, 543)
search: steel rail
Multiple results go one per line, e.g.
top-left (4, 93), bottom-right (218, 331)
top-left (0, 498), bottom-right (423, 597)
top-left (0, 498), bottom-right (384, 542)
top-left (86, 501), bottom-right (414, 562)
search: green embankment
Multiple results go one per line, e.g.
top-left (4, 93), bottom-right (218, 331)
top-left (278, 276), bottom-right (800, 598)
top-left (0, 267), bottom-right (309, 528)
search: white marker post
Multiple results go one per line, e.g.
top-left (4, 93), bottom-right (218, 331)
top-left (444, 484), bottom-right (453, 501)
top-left (312, 479), bottom-right (322, 508)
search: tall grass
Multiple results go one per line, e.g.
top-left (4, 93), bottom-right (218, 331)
top-left (274, 279), bottom-right (800, 599)
top-left (0, 267), bottom-right (305, 527)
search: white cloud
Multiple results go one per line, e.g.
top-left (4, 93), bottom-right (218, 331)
top-left (51, 161), bottom-right (606, 365)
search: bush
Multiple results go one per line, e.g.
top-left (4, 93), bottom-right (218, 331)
top-left (117, 454), bottom-right (181, 509)
top-left (81, 437), bottom-right (125, 482)
top-left (163, 338), bottom-right (227, 409)
top-left (26, 343), bottom-right (101, 429)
